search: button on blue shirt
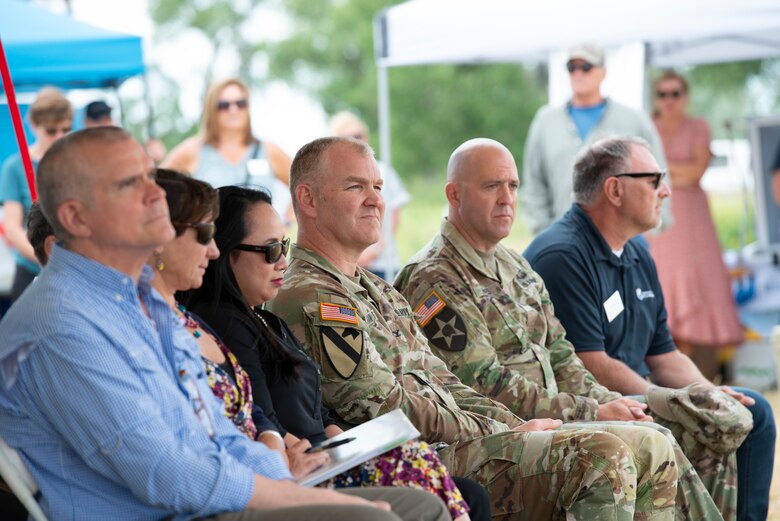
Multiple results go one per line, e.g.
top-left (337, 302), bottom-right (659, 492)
top-left (0, 245), bottom-right (291, 520)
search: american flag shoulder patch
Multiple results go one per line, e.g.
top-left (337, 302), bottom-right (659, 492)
top-left (320, 302), bottom-right (359, 325)
top-left (414, 290), bottom-right (446, 327)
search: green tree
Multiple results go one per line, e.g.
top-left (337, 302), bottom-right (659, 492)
top-left (651, 60), bottom-right (780, 138)
top-left (144, 0), bottom-right (780, 174)
top-left (266, 0), bottom-right (546, 180)
top-left (149, 0), bottom-right (265, 84)
top-left (146, 0), bottom-right (270, 149)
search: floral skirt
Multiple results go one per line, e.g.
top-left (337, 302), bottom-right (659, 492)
top-left (323, 440), bottom-right (468, 519)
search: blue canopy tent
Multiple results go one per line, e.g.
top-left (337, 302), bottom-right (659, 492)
top-left (0, 0), bottom-right (145, 92)
top-left (0, 0), bottom-right (146, 303)
top-left (0, 0), bottom-right (146, 162)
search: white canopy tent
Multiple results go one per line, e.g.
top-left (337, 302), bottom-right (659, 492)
top-left (373, 0), bottom-right (780, 163)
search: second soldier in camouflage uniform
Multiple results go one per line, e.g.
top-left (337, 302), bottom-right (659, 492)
top-left (270, 136), bottom-right (686, 520)
top-left (395, 138), bottom-right (743, 520)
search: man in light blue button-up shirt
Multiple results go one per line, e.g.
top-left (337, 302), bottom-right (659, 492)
top-left (0, 128), bottom-right (449, 521)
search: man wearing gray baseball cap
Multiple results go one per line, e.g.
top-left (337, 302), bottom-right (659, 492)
top-left (521, 42), bottom-right (666, 234)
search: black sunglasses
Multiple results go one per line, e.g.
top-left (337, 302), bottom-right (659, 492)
top-left (174, 222), bottom-right (216, 245)
top-left (566, 62), bottom-right (595, 74)
top-left (234, 237), bottom-right (290, 263)
top-left (613, 172), bottom-right (666, 190)
top-left (216, 99), bottom-right (248, 111)
top-left (656, 89), bottom-right (683, 99)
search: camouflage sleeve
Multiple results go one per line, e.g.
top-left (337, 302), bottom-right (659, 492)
top-left (270, 282), bottom-right (505, 445)
top-left (409, 322), bottom-right (525, 429)
top-left (528, 264), bottom-right (622, 406)
top-left (398, 261), bottom-right (603, 422)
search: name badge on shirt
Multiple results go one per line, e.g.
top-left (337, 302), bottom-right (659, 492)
top-left (603, 290), bottom-right (624, 323)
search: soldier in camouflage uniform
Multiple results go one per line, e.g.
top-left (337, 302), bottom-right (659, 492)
top-left (269, 136), bottom-right (688, 520)
top-left (395, 138), bottom-right (746, 519)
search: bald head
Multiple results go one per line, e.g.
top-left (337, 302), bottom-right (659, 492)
top-left (445, 138), bottom-right (519, 252)
top-left (37, 126), bottom-right (132, 240)
top-left (447, 138), bottom-right (514, 183)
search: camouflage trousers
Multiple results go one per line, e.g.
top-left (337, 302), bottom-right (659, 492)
top-left (631, 386), bottom-right (749, 521)
top-left (438, 425), bottom-right (678, 521)
top-left (562, 422), bottom-right (725, 521)
top-left (651, 418), bottom-right (737, 521)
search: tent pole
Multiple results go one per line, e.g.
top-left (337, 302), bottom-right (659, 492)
top-left (642, 42), bottom-right (652, 111)
top-left (374, 9), bottom-right (391, 165)
top-left (376, 64), bottom-right (391, 166)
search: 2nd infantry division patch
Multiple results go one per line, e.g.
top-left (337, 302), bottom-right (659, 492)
top-left (414, 291), bottom-right (468, 352)
top-left (320, 326), bottom-right (363, 378)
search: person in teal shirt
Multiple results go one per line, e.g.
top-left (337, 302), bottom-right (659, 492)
top-left (0, 87), bottom-right (72, 300)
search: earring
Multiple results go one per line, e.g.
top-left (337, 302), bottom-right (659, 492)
top-left (154, 252), bottom-right (165, 272)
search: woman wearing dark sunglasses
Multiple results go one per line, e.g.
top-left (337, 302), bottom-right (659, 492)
top-left (647, 70), bottom-right (743, 370)
top-left (148, 170), bottom-right (335, 480)
top-left (1, 87), bottom-right (72, 301)
top-left (185, 186), bottom-right (490, 521)
top-left (162, 77), bottom-right (292, 192)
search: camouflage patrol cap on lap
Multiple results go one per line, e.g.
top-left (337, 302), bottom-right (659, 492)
top-left (646, 383), bottom-right (753, 454)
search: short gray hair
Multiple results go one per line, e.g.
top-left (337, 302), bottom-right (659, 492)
top-left (289, 136), bottom-right (374, 215)
top-left (572, 136), bottom-right (650, 205)
top-left (37, 126), bottom-right (132, 240)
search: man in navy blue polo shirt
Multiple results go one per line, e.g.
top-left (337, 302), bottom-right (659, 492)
top-left (524, 136), bottom-right (775, 521)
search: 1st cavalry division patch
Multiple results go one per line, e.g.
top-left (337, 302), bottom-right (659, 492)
top-left (414, 290), bottom-right (468, 352)
top-left (320, 326), bottom-right (363, 379)
top-left (319, 303), bottom-right (362, 378)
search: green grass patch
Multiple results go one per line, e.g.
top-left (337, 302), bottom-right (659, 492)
top-left (709, 193), bottom-right (756, 252)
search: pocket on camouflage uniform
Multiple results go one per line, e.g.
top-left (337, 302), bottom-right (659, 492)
top-left (402, 369), bottom-right (461, 410)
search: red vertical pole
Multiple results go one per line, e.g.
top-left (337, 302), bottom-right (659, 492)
top-left (0, 36), bottom-right (36, 202)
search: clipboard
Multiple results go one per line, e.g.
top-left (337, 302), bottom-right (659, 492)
top-left (296, 409), bottom-right (421, 487)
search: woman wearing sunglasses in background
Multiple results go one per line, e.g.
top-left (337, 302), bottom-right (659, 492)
top-left (162, 78), bottom-right (292, 212)
top-left (0, 87), bottom-right (72, 301)
top-left (185, 186), bottom-right (491, 521)
top-left (647, 70), bottom-right (744, 376)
